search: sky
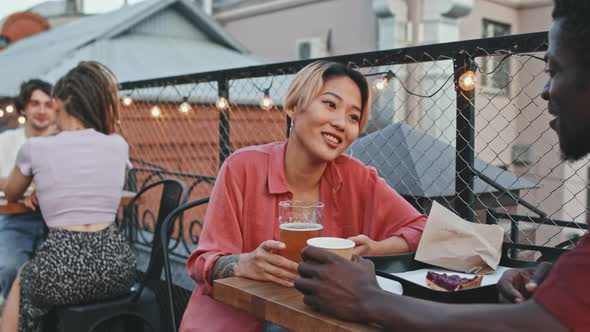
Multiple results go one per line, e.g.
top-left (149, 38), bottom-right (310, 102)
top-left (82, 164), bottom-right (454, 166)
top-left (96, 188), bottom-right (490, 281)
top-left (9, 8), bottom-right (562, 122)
top-left (0, 0), bottom-right (146, 20)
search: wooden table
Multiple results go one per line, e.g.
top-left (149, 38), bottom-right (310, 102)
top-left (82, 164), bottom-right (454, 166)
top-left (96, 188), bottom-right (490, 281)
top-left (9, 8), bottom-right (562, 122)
top-left (213, 277), bottom-right (381, 332)
top-left (0, 190), bottom-right (139, 215)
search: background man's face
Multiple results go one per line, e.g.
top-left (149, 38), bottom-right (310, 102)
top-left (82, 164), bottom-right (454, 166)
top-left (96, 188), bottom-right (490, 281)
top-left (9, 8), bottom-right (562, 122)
top-left (22, 89), bottom-right (56, 131)
top-left (542, 19), bottom-right (590, 161)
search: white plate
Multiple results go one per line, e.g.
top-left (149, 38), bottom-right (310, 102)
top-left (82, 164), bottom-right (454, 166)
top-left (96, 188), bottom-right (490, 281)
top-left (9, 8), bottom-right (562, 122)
top-left (390, 266), bottom-right (512, 289)
top-left (376, 275), bottom-right (403, 295)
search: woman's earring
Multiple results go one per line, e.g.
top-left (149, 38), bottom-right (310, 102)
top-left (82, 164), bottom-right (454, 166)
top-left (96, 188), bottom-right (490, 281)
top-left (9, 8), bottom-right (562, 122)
top-left (348, 147), bottom-right (354, 160)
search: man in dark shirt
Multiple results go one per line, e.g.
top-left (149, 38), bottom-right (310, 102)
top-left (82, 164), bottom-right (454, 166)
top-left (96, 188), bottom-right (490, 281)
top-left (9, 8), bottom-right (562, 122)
top-left (294, 1), bottom-right (589, 331)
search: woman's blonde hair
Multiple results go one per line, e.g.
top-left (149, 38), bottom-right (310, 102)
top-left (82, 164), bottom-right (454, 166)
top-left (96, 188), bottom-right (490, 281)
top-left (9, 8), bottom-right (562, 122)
top-left (284, 61), bottom-right (371, 132)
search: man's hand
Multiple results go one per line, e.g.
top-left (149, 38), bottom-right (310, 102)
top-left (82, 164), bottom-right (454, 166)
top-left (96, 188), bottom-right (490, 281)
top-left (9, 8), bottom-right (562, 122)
top-left (498, 262), bottom-right (553, 303)
top-left (235, 240), bottom-right (299, 287)
top-left (294, 246), bottom-right (382, 322)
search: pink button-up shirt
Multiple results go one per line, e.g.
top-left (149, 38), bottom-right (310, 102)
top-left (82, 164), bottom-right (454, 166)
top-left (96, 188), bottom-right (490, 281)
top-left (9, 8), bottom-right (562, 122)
top-left (180, 141), bottom-right (427, 332)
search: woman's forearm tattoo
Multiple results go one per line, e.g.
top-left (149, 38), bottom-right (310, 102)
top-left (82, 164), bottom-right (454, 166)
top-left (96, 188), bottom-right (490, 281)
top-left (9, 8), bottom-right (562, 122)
top-left (210, 254), bottom-right (240, 282)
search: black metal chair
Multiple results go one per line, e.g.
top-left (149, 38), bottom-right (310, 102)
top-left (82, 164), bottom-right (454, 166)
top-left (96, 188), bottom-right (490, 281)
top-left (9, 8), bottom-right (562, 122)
top-left (160, 197), bottom-right (210, 332)
top-left (45, 178), bottom-right (188, 332)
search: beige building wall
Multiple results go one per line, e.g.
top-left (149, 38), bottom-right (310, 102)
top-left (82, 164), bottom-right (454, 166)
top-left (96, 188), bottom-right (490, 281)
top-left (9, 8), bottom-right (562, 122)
top-left (216, 0), bottom-right (378, 61)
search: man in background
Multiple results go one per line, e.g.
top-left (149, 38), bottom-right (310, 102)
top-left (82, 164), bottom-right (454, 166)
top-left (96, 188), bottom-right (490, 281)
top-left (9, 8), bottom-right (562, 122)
top-left (0, 79), bottom-right (56, 307)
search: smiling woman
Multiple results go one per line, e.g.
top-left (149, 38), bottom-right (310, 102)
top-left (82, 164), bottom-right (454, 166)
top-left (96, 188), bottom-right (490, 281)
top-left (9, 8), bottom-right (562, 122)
top-left (179, 61), bottom-right (428, 332)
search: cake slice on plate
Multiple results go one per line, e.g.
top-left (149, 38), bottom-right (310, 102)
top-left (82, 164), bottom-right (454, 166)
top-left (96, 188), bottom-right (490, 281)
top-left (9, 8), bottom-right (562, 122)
top-left (425, 271), bottom-right (483, 291)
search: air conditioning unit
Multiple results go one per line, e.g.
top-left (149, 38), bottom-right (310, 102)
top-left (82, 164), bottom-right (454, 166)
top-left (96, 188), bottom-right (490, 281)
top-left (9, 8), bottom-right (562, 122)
top-left (511, 144), bottom-right (533, 165)
top-left (295, 37), bottom-right (327, 60)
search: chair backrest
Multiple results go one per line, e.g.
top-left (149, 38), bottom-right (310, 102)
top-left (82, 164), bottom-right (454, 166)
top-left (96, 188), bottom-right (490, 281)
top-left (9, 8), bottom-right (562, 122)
top-left (160, 197), bottom-right (210, 332)
top-left (486, 209), bottom-right (584, 262)
top-left (122, 179), bottom-right (188, 292)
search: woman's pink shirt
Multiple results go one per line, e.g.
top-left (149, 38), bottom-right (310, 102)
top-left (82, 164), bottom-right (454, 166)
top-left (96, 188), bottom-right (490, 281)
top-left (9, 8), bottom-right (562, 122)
top-left (180, 141), bottom-right (426, 331)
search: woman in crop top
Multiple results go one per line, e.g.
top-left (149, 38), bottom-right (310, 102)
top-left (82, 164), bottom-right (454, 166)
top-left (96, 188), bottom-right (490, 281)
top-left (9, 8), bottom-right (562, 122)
top-left (0, 62), bottom-right (136, 332)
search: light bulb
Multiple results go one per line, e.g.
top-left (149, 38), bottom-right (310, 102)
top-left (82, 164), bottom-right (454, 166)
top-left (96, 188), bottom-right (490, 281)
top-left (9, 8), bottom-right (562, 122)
top-left (122, 95), bottom-right (133, 107)
top-left (0, 109), bottom-right (4, 118)
top-left (260, 95), bottom-right (274, 111)
top-left (458, 70), bottom-right (477, 91)
top-left (216, 96), bottom-right (229, 110)
top-left (150, 105), bottom-right (161, 118)
top-left (18, 116), bottom-right (26, 125)
top-left (6, 104), bottom-right (14, 113)
top-left (372, 77), bottom-right (389, 92)
top-left (179, 101), bottom-right (192, 114)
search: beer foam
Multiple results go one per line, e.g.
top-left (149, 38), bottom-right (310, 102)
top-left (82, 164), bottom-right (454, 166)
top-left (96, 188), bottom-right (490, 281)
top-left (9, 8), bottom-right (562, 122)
top-left (279, 223), bottom-right (323, 231)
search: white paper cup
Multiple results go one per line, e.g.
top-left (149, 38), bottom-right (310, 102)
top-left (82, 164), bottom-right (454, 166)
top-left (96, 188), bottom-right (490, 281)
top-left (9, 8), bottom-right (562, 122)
top-left (307, 237), bottom-right (355, 260)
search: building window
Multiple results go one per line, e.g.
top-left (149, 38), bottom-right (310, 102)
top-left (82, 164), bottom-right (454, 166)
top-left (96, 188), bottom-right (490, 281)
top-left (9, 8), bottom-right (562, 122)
top-left (481, 19), bottom-right (511, 92)
top-left (377, 16), bottom-right (395, 51)
top-left (295, 37), bottom-right (327, 60)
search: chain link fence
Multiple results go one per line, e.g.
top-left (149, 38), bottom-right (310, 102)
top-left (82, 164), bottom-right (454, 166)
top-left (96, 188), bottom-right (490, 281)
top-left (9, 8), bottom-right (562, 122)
top-left (103, 31), bottom-right (587, 329)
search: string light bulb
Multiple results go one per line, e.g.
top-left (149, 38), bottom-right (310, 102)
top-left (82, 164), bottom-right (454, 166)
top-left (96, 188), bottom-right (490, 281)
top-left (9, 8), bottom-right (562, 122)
top-left (458, 70), bottom-right (477, 91)
top-left (259, 89), bottom-right (274, 111)
top-left (18, 116), bottom-right (26, 125)
top-left (122, 95), bottom-right (133, 107)
top-left (372, 71), bottom-right (395, 92)
top-left (5, 104), bottom-right (14, 113)
top-left (216, 96), bottom-right (229, 111)
top-left (150, 105), bottom-right (161, 118)
top-left (0, 109), bottom-right (4, 118)
top-left (179, 98), bottom-right (192, 114)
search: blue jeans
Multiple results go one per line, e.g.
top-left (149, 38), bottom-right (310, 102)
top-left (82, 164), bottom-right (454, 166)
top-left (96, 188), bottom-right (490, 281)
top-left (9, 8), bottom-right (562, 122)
top-left (0, 212), bottom-right (46, 298)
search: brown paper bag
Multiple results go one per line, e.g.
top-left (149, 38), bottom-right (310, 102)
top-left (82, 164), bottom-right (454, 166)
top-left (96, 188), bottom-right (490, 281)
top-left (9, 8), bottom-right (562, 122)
top-left (415, 201), bottom-right (504, 274)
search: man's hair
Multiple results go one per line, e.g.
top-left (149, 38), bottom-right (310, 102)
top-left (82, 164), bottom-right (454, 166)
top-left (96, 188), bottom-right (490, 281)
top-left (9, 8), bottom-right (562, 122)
top-left (284, 61), bottom-right (371, 132)
top-left (14, 79), bottom-right (52, 113)
top-left (552, 0), bottom-right (590, 68)
top-left (52, 61), bottom-right (121, 135)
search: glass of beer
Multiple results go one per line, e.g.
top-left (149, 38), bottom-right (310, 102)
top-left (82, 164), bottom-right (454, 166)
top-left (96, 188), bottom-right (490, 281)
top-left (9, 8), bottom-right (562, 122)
top-left (278, 200), bottom-right (324, 263)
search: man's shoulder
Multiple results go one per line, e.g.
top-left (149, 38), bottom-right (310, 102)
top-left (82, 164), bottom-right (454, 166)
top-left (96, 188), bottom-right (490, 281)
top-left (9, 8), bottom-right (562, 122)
top-left (0, 127), bottom-right (25, 142)
top-left (0, 128), bottom-right (26, 152)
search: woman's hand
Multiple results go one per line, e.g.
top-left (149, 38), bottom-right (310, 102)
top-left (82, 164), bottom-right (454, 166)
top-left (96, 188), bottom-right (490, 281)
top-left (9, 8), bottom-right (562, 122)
top-left (23, 192), bottom-right (39, 211)
top-left (236, 240), bottom-right (299, 287)
top-left (348, 234), bottom-right (380, 256)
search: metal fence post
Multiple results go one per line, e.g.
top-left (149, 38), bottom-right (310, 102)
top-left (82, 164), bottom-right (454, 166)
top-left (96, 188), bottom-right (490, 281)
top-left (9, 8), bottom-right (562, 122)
top-left (454, 52), bottom-right (476, 222)
top-left (218, 78), bottom-right (231, 167)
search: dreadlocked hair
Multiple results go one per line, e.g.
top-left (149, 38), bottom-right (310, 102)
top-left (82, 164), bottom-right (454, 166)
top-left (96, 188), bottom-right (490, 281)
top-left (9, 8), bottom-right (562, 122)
top-left (553, 0), bottom-right (590, 69)
top-left (52, 61), bottom-right (121, 135)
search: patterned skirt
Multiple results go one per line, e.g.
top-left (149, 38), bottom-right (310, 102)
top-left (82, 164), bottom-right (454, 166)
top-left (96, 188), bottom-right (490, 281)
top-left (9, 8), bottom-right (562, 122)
top-left (19, 223), bottom-right (136, 332)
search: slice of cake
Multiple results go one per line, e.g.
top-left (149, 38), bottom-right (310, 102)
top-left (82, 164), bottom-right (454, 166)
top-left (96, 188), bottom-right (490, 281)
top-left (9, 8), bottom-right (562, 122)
top-left (425, 271), bottom-right (483, 291)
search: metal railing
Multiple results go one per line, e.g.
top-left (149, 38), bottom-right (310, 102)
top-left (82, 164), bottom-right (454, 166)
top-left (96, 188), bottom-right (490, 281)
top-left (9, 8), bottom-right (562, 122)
top-left (118, 31), bottom-right (590, 257)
